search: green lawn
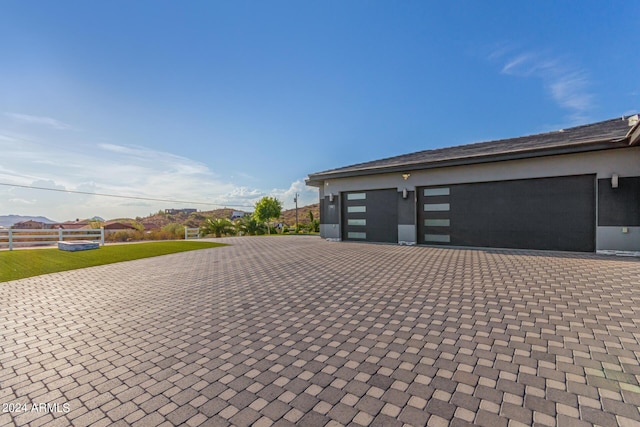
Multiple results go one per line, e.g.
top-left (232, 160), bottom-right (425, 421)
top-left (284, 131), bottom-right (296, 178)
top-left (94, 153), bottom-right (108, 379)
top-left (0, 241), bottom-right (227, 283)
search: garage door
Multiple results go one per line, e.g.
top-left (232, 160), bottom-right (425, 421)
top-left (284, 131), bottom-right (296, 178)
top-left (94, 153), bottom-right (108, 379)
top-left (342, 189), bottom-right (398, 243)
top-left (418, 175), bottom-right (596, 252)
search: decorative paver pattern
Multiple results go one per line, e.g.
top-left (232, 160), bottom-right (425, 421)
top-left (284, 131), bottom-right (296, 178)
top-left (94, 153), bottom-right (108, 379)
top-left (1, 236), bottom-right (640, 426)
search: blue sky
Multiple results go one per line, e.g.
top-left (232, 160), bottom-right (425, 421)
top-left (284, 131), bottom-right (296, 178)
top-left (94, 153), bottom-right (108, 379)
top-left (1, 1), bottom-right (638, 221)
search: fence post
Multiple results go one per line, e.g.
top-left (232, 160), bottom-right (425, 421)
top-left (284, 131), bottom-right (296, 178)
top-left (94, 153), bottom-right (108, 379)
top-left (8, 229), bottom-right (13, 251)
top-left (100, 227), bottom-right (104, 246)
top-left (59, 228), bottom-right (63, 241)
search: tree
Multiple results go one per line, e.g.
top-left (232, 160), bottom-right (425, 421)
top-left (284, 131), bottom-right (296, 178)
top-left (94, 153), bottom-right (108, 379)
top-left (233, 219), bottom-right (246, 236)
top-left (200, 218), bottom-right (234, 238)
top-left (253, 196), bottom-right (283, 235)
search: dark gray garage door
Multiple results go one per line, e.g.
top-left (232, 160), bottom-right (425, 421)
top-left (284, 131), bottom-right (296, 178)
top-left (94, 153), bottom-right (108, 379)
top-left (418, 175), bottom-right (596, 252)
top-left (342, 189), bottom-right (398, 243)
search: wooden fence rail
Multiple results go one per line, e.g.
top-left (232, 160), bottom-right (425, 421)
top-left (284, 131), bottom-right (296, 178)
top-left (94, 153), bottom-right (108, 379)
top-left (0, 228), bottom-right (105, 251)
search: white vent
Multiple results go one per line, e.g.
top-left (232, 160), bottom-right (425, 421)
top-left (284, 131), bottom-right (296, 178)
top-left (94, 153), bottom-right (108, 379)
top-left (628, 114), bottom-right (639, 127)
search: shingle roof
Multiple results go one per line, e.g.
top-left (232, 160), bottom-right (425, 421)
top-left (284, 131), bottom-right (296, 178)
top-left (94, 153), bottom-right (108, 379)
top-left (307, 115), bottom-right (639, 185)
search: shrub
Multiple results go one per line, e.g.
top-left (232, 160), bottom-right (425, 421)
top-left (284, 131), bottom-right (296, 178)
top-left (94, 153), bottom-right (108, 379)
top-left (200, 218), bottom-right (234, 238)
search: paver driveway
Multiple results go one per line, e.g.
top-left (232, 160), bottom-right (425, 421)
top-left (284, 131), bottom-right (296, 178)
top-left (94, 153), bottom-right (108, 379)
top-left (2, 236), bottom-right (640, 427)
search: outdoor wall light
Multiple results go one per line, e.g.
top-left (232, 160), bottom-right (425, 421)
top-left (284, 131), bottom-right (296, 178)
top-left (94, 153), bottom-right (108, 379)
top-left (402, 173), bottom-right (411, 180)
top-left (402, 188), bottom-right (408, 199)
top-left (612, 173), bottom-right (619, 189)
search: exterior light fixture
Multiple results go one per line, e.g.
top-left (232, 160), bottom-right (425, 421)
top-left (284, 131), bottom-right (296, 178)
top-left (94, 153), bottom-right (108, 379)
top-left (612, 174), bottom-right (619, 189)
top-left (402, 173), bottom-right (411, 180)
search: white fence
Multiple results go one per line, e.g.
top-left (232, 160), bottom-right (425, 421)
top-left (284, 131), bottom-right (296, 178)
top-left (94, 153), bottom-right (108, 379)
top-left (184, 227), bottom-right (200, 240)
top-left (0, 228), bottom-right (105, 251)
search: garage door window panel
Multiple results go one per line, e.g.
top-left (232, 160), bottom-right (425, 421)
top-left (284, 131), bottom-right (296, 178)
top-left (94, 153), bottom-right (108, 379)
top-left (424, 203), bottom-right (450, 211)
top-left (424, 188), bottom-right (450, 197)
top-left (347, 206), bottom-right (366, 213)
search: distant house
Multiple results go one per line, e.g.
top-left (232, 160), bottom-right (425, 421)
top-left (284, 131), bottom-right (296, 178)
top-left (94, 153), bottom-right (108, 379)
top-left (57, 221), bottom-right (90, 230)
top-left (12, 220), bottom-right (46, 229)
top-left (103, 221), bottom-right (138, 234)
top-left (165, 208), bottom-right (197, 215)
top-left (141, 221), bottom-right (161, 231)
top-left (230, 211), bottom-right (246, 220)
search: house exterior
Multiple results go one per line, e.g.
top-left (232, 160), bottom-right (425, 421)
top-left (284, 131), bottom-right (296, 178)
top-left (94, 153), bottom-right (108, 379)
top-left (306, 115), bottom-right (640, 253)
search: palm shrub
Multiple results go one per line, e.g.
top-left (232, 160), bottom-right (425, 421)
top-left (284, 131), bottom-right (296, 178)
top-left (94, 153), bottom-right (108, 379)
top-left (233, 219), bottom-right (246, 236)
top-left (200, 218), bottom-right (234, 238)
top-left (236, 216), bottom-right (266, 236)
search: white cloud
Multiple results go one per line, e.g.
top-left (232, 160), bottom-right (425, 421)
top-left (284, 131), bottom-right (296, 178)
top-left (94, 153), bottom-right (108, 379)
top-left (487, 42), bottom-right (517, 61)
top-left (0, 136), bottom-right (318, 220)
top-left (549, 72), bottom-right (592, 112)
top-left (269, 179), bottom-right (318, 210)
top-left (8, 198), bottom-right (35, 205)
top-left (501, 53), bottom-right (535, 75)
top-left (223, 187), bottom-right (265, 200)
top-left (98, 143), bottom-right (213, 176)
top-left (489, 47), bottom-right (593, 124)
top-left (0, 134), bottom-right (18, 142)
top-left (4, 113), bottom-right (74, 130)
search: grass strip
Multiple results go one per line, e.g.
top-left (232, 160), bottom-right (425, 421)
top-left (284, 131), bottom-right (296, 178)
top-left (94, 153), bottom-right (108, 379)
top-left (0, 241), bottom-right (227, 283)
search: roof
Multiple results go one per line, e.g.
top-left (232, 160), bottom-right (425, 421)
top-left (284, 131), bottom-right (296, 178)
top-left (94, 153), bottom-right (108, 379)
top-left (307, 115), bottom-right (640, 186)
top-left (141, 221), bottom-right (161, 230)
top-left (58, 221), bottom-right (90, 229)
top-left (104, 221), bottom-right (137, 230)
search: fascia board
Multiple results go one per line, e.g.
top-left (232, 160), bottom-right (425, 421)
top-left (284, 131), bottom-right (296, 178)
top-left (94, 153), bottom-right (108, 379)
top-left (307, 141), bottom-right (626, 182)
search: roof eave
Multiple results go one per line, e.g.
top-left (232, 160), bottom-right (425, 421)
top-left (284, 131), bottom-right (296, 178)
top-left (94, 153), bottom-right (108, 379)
top-left (627, 122), bottom-right (640, 146)
top-left (305, 178), bottom-right (322, 187)
top-left (307, 140), bottom-right (629, 183)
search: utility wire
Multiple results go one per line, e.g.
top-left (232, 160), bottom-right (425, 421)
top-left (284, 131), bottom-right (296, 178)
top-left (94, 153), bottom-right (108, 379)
top-left (0, 182), bottom-right (255, 209)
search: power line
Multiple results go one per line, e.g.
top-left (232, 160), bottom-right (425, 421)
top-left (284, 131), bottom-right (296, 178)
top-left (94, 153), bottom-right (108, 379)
top-left (0, 182), bottom-right (255, 209)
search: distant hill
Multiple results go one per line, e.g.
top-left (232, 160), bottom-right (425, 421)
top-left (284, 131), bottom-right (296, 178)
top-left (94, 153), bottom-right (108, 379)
top-left (0, 215), bottom-right (57, 228)
top-left (99, 203), bottom-right (320, 230)
top-left (280, 203), bottom-right (319, 226)
top-left (134, 208), bottom-right (244, 230)
top-left (0, 204), bottom-right (320, 230)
